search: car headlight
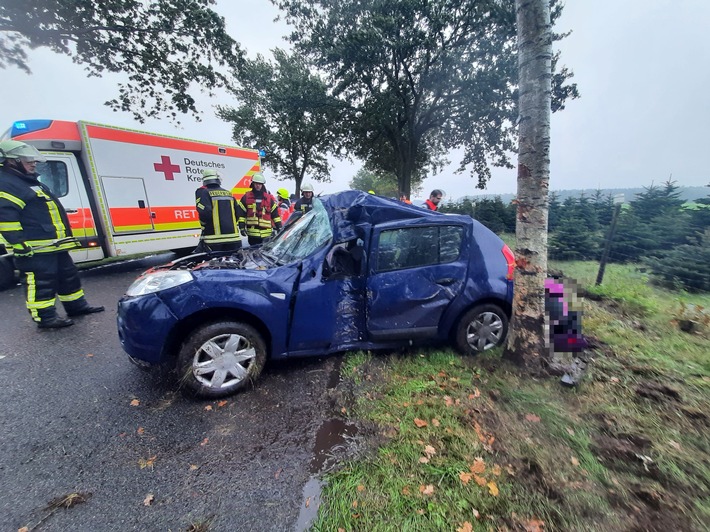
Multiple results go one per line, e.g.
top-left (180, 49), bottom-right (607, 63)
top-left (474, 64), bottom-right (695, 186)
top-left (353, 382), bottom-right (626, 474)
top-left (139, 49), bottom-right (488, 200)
top-left (125, 270), bottom-right (193, 296)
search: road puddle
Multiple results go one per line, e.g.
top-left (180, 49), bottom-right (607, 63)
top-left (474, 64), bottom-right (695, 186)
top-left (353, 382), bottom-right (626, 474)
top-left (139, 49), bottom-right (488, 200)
top-left (294, 418), bottom-right (358, 531)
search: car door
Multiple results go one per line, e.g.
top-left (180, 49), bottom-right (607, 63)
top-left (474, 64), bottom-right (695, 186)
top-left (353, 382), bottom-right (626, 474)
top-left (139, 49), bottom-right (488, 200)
top-left (366, 223), bottom-right (467, 341)
top-left (37, 153), bottom-right (94, 261)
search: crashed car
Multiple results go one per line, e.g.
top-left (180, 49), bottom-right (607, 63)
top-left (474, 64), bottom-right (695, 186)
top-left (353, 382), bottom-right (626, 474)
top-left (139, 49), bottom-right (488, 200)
top-left (117, 190), bottom-right (515, 398)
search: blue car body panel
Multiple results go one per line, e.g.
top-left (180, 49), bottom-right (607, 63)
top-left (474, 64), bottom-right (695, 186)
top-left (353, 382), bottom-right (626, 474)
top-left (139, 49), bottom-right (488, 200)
top-left (117, 190), bottom-right (513, 365)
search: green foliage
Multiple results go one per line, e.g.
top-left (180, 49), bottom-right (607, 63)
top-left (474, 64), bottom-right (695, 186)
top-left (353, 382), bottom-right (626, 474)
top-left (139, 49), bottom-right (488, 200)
top-left (349, 168), bottom-right (400, 198)
top-left (647, 230), bottom-right (710, 292)
top-left (440, 196), bottom-right (515, 234)
top-left (0, 0), bottom-right (240, 122)
top-left (218, 49), bottom-right (344, 193)
top-left (274, 0), bottom-right (578, 197)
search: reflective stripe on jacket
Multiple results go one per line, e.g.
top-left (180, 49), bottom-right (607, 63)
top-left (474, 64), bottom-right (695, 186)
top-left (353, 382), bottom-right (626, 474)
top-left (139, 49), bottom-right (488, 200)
top-left (195, 185), bottom-right (241, 244)
top-left (237, 191), bottom-right (281, 238)
top-left (0, 167), bottom-right (79, 254)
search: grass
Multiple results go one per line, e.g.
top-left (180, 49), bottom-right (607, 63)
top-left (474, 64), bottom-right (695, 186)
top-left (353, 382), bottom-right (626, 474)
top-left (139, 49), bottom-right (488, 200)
top-left (313, 261), bottom-right (710, 531)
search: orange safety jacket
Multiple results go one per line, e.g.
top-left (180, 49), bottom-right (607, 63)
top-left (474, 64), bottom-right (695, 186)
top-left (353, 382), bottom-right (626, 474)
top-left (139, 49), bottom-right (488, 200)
top-left (237, 191), bottom-right (281, 239)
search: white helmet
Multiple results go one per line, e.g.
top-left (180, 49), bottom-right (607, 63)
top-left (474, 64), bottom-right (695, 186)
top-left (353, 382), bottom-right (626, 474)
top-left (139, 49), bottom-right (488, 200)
top-left (301, 183), bottom-right (314, 193)
top-left (0, 140), bottom-right (46, 163)
top-left (202, 169), bottom-right (221, 185)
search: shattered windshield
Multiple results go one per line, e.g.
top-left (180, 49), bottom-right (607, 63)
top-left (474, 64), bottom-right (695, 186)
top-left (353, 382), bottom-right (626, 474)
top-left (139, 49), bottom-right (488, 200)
top-left (260, 198), bottom-right (332, 264)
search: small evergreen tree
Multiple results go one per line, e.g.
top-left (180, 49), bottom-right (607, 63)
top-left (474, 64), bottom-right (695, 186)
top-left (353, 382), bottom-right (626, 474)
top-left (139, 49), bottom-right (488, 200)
top-left (648, 229), bottom-right (710, 292)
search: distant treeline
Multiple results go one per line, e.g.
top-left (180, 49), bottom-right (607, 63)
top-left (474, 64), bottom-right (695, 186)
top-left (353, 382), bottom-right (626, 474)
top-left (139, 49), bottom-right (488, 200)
top-left (440, 181), bottom-right (710, 292)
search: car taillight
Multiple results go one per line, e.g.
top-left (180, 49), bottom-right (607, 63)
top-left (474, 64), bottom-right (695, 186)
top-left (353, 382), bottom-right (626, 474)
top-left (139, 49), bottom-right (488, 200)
top-left (501, 244), bottom-right (515, 280)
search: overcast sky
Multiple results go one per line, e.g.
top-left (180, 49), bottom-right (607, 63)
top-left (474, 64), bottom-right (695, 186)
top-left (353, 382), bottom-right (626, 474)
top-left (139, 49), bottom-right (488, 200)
top-left (2, 0), bottom-right (708, 200)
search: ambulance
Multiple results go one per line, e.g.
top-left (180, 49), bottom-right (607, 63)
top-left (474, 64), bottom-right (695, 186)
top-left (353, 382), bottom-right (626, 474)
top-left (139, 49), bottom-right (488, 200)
top-left (0, 119), bottom-right (261, 288)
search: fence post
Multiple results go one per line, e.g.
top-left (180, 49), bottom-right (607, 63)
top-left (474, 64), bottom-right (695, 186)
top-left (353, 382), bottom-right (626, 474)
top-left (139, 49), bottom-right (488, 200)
top-left (596, 194), bottom-right (624, 286)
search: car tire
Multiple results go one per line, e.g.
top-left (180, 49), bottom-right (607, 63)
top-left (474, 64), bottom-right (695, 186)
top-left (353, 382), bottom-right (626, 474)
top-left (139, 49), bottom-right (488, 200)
top-left (455, 304), bottom-right (509, 355)
top-left (177, 321), bottom-right (267, 398)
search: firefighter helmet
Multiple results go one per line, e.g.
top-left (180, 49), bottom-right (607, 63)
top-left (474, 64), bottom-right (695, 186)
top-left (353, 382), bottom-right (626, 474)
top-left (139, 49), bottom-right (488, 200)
top-left (0, 140), bottom-right (46, 162)
top-left (251, 173), bottom-right (266, 185)
top-left (277, 188), bottom-right (290, 200)
top-left (301, 183), bottom-right (314, 193)
top-left (202, 169), bottom-right (221, 185)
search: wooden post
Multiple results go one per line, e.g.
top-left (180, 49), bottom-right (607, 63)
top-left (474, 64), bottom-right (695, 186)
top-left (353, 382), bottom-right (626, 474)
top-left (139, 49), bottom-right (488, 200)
top-left (595, 194), bottom-right (624, 286)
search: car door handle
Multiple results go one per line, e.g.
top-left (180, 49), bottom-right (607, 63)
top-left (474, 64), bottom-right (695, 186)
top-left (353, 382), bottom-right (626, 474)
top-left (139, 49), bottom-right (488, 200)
top-left (435, 278), bottom-right (456, 286)
top-left (65, 208), bottom-right (78, 214)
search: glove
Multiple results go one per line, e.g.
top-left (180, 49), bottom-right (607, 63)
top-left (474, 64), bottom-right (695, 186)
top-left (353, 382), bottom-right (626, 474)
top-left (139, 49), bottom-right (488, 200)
top-left (13, 243), bottom-right (34, 257)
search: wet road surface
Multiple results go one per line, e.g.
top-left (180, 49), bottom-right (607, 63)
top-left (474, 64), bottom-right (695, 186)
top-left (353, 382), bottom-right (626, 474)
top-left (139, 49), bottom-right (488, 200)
top-left (0, 254), bottom-right (345, 531)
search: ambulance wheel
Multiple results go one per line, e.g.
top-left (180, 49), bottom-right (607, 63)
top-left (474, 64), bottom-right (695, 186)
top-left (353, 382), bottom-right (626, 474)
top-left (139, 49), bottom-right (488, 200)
top-left (455, 304), bottom-right (508, 355)
top-left (0, 255), bottom-right (16, 291)
top-left (177, 321), bottom-right (267, 398)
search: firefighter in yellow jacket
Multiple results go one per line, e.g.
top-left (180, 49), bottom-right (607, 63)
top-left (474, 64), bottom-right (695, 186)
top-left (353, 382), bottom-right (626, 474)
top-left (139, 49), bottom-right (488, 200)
top-left (195, 169), bottom-right (241, 252)
top-left (237, 173), bottom-right (281, 246)
top-left (0, 140), bottom-right (104, 329)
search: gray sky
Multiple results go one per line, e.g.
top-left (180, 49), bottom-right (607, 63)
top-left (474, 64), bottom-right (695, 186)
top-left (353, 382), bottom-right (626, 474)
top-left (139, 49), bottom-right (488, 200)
top-left (1, 0), bottom-right (708, 200)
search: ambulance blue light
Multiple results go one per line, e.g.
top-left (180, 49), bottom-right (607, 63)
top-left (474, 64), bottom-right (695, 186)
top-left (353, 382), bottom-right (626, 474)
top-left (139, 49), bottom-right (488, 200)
top-left (258, 148), bottom-right (266, 157)
top-left (11, 120), bottom-right (53, 138)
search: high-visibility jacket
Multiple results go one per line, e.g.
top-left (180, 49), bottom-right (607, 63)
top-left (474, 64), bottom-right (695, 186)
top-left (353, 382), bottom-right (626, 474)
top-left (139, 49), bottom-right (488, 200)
top-left (195, 184), bottom-right (241, 245)
top-left (294, 197), bottom-right (314, 214)
top-left (237, 190), bottom-right (281, 239)
top-left (0, 166), bottom-right (80, 254)
top-left (424, 199), bottom-right (438, 211)
top-left (277, 199), bottom-right (293, 223)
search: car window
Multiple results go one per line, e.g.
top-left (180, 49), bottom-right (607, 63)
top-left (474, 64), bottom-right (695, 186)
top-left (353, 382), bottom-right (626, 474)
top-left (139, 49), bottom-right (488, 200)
top-left (375, 225), bottom-right (463, 272)
top-left (36, 161), bottom-right (69, 197)
top-left (261, 198), bottom-right (332, 263)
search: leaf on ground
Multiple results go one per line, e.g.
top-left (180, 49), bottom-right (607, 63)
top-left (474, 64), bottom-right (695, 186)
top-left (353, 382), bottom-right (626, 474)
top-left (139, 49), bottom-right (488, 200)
top-left (274, 467), bottom-right (282, 479)
top-left (137, 427), bottom-right (145, 435)
top-left (492, 464), bottom-right (502, 476)
top-left (138, 456), bottom-right (156, 469)
top-left (86, 353), bottom-right (94, 358)
top-left (472, 509), bottom-right (480, 519)
top-left (571, 457), bottom-right (580, 467)
top-left (470, 457), bottom-right (485, 474)
top-left (416, 509), bottom-right (425, 515)
top-left (130, 399), bottom-right (140, 407)
top-left (457, 522), bottom-right (473, 532)
top-left (524, 518), bottom-right (545, 531)
top-left (431, 418), bottom-right (441, 427)
top-left (525, 413), bottom-right (541, 423)
top-left (459, 472), bottom-right (472, 485)
top-left (418, 457), bottom-right (429, 464)
top-left (414, 418), bottom-right (428, 428)
top-left (424, 445), bottom-right (436, 457)
top-left (341, 407), bottom-right (347, 414)
top-left (419, 484), bottom-right (435, 496)
top-left (305, 497), bottom-right (310, 508)
top-left (352, 500), bottom-right (358, 508)
top-left (46, 492), bottom-right (91, 510)
top-left (669, 440), bottom-right (681, 450)
top-left (204, 405), bottom-right (213, 411)
top-left (487, 481), bottom-right (499, 496)
top-left (402, 486), bottom-right (411, 496)
top-left (18, 527), bottom-right (29, 532)
top-left (474, 475), bottom-right (487, 487)
top-left (189, 464), bottom-right (199, 471)
top-left (566, 427), bottom-right (575, 436)
top-left (217, 400), bottom-right (228, 407)
top-left (143, 493), bottom-right (154, 506)
top-left (200, 438), bottom-right (209, 446)
top-left (469, 388), bottom-right (481, 399)
top-left (357, 484), bottom-right (365, 492)
top-left (444, 396), bottom-right (454, 407)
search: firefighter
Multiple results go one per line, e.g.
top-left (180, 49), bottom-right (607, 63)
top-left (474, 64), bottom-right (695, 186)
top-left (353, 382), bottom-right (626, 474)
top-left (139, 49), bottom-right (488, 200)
top-left (237, 173), bottom-right (281, 246)
top-left (276, 188), bottom-right (293, 224)
top-left (294, 183), bottom-right (315, 214)
top-left (194, 169), bottom-right (241, 252)
top-left (0, 140), bottom-right (104, 329)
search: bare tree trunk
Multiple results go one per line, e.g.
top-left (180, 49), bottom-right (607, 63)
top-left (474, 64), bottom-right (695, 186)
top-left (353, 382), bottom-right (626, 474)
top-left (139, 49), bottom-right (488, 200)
top-left (503, 0), bottom-right (552, 371)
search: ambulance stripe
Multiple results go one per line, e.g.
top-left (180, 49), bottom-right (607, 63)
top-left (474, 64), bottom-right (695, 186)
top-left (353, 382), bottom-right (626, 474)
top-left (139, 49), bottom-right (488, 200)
top-left (84, 125), bottom-right (260, 160)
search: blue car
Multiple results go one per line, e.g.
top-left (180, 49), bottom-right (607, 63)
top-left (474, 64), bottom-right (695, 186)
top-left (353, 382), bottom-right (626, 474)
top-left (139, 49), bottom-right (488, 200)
top-left (118, 190), bottom-right (514, 398)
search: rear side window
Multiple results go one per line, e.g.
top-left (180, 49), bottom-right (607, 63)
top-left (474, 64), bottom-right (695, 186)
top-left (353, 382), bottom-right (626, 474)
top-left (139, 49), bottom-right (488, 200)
top-left (376, 225), bottom-right (463, 272)
top-left (36, 161), bottom-right (69, 198)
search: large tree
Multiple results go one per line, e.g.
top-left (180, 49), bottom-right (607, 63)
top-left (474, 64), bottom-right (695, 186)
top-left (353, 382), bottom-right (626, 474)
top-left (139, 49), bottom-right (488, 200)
top-left (503, 0), bottom-right (552, 370)
top-left (273, 0), bottom-right (577, 198)
top-left (218, 48), bottom-right (345, 195)
top-left (0, 0), bottom-right (240, 122)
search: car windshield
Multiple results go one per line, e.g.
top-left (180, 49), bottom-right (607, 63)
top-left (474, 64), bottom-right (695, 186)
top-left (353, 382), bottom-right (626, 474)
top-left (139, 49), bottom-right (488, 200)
top-left (260, 198), bottom-right (332, 264)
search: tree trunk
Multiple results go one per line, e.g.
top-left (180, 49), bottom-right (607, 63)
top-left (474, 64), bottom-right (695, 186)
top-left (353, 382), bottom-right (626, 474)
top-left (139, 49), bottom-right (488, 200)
top-left (503, 0), bottom-right (552, 371)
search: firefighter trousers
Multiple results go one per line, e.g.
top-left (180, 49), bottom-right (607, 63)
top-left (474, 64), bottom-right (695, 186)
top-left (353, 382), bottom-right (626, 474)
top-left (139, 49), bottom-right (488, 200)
top-left (14, 251), bottom-right (88, 322)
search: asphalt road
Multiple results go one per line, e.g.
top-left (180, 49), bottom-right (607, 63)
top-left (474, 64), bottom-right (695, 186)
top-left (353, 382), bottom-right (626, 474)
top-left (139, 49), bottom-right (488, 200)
top-left (0, 255), bottom-right (341, 532)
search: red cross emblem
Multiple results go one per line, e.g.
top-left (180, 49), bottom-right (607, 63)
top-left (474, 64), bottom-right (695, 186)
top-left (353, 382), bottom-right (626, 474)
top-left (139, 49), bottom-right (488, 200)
top-left (153, 156), bottom-right (181, 181)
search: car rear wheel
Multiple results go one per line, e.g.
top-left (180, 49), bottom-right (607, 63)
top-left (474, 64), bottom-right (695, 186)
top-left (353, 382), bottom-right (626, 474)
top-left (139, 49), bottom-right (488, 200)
top-left (455, 304), bottom-right (508, 355)
top-left (178, 321), bottom-right (267, 398)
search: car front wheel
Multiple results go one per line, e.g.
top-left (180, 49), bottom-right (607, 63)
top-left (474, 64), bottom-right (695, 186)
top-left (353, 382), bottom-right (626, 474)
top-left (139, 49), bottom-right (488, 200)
top-left (455, 304), bottom-right (509, 355)
top-left (178, 321), bottom-right (267, 398)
